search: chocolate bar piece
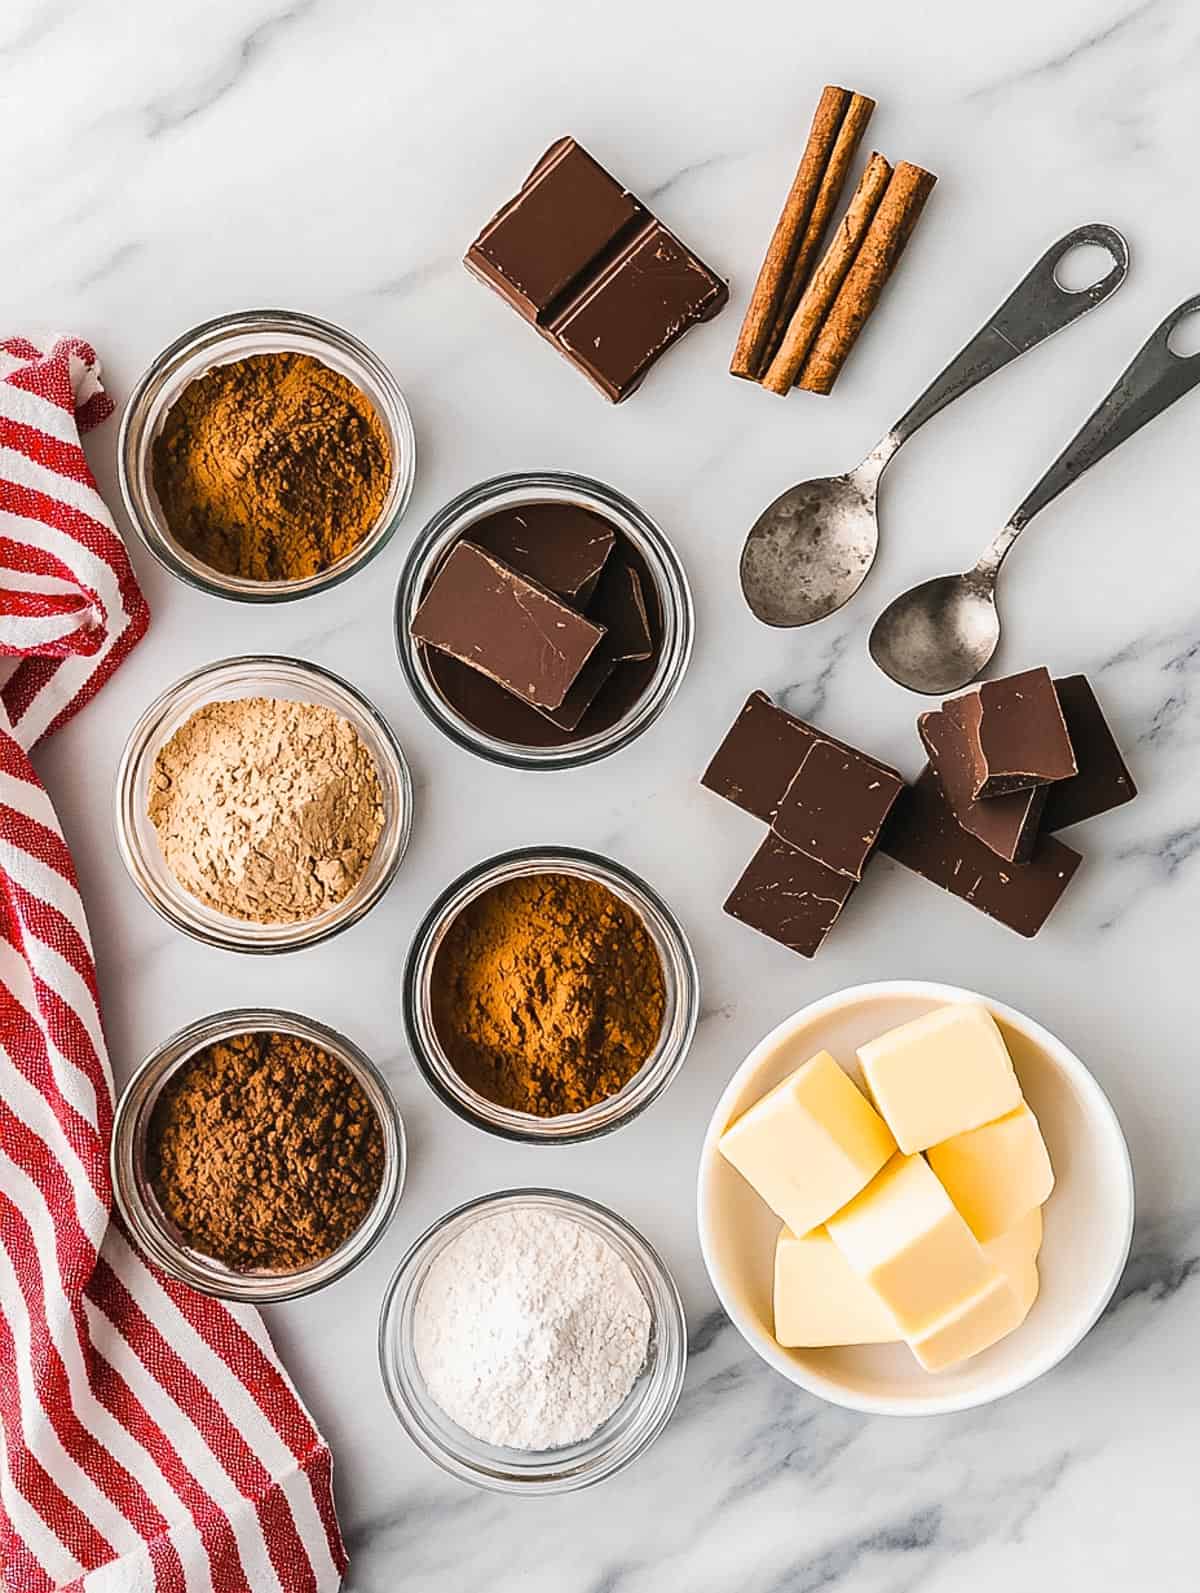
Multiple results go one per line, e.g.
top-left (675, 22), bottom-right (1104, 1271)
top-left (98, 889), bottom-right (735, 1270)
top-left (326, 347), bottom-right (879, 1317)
top-left (701, 692), bottom-right (901, 824)
top-left (919, 701), bottom-right (1047, 864)
top-left (588, 556), bottom-right (653, 662)
top-left (958, 668), bottom-right (1077, 798)
top-left (467, 501), bottom-right (615, 603)
top-left (1043, 676), bottom-right (1137, 831)
top-left (411, 541), bottom-right (605, 712)
top-left (881, 768), bottom-right (1082, 938)
top-left (772, 739), bottom-right (904, 881)
top-left (465, 137), bottom-right (728, 401)
top-left (724, 832), bottom-right (856, 958)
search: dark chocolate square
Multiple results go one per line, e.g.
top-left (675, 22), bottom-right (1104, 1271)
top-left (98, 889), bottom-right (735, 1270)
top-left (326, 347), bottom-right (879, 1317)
top-left (959, 667), bottom-right (1077, 798)
top-left (772, 739), bottom-right (904, 880)
top-left (724, 832), bottom-right (856, 958)
top-left (919, 701), bottom-right (1047, 863)
top-left (467, 501), bottom-right (615, 603)
top-left (701, 692), bottom-right (819, 823)
top-left (880, 767), bottom-right (1082, 938)
top-left (1043, 675), bottom-right (1137, 831)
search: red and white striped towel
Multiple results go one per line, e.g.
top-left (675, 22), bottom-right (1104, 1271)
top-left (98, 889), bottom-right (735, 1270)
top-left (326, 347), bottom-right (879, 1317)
top-left (0, 336), bottom-right (347, 1593)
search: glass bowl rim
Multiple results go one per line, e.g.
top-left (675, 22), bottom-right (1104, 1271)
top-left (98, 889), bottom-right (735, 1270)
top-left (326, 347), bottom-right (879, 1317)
top-left (110, 1005), bottom-right (406, 1303)
top-left (117, 306), bottom-right (417, 604)
top-left (114, 653), bottom-right (413, 954)
top-left (402, 845), bottom-right (700, 1144)
top-left (377, 1186), bottom-right (687, 1494)
top-left (393, 469), bottom-right (694, 770)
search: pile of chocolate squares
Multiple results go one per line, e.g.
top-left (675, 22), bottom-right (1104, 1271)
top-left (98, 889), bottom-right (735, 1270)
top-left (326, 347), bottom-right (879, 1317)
top-left (702, 669), bottom-right (1136, 957)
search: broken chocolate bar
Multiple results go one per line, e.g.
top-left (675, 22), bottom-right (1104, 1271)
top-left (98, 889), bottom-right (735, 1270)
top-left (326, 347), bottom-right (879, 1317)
top-left (919, 700), bottom-right (1047, 864)
top-left (467, 501), bottom-right (615, 603)
top-left (772, 738), bottom-right (904, 881)
top-left (701, 691), bottom-right (901, 825)
top-left (1043, 675), bottom-right (1137, 831)
top-left (958, 668), bottom-right (1077, 799)
top-left (724, 831), bottom-right (856, 958)
top-left (410, 541), bottom-right (605, 712)
top-left (880, 767), bottom-right (1082, 938)
top-left (465, 136), bottom-right (728, 401)
top-left (588, 555), bottom-right (653, 662)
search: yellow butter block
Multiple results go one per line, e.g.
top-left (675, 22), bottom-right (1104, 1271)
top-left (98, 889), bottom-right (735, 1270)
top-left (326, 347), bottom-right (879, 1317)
top-left (857, 1004), bottom-right (1022, 1154)
top-left (773, 1227), bottom-right (899, 1348)
top-left (928, 1103), bottom-right (1054, 1242)
top-left (984, 1207), bottom-right (1042, 1316)
top-left (908, 1274), bottom-right (1028, 1371)
top-left (719, 1051), bottom-right (895, 1237)
top-left (826, 1152), bottom-right (998, 1336)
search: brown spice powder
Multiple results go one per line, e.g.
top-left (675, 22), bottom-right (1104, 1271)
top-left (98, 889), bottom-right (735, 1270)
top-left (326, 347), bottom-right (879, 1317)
top-left (429, 872), bottom-right (667, 1116)
top-left (151, 351), bottom-right (392, 582)
top-left (147, 1031), bottom-right (384, 1273)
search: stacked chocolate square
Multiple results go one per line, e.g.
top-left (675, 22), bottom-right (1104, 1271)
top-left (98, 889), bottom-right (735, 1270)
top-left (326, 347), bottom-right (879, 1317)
top-left (703, 669), bottom-right (1136, 958)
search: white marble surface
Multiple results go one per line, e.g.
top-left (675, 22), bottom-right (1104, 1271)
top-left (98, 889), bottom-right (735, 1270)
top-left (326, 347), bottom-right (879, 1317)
top-left (5, 0), bottom-right (1200, 1585)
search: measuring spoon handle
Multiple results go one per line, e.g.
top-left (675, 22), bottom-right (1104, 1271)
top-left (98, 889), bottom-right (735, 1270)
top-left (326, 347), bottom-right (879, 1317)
top-left (1008, 296), bottom-right (1200, 532)
top-left (890, 224), bottom-right (1129, 450)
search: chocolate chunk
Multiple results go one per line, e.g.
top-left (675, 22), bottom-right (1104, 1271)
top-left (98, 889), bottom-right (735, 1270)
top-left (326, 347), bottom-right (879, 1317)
top-left (958, 668), bottom-right (1077, 798)
top-left (465, 137), bottom-right (728, 401)
top-left (465, 138), bottom-right (642, 323)
top-left (724, 832), bottom-right (856, 958)
top-left (552, 221), bottom-right (729, 402)
top-left (772, 739), bottom-right (904, 881)
top-left (919, 700), bottom-right (1047, 864)
top-left (533, 647), bottom-right (617, 732)
top-left (1043, 676), bottom-right (1137, 831)
top-left (410, 541), bottom-right (605, 712)
top-left (701, 692), bottom-right (901, 824)
top-left (467, 501), bottom-right (615, 603)
top-left (881, 767), bottom-right (1082, 938)
top-left (588, 556), bottom-right (653, 661)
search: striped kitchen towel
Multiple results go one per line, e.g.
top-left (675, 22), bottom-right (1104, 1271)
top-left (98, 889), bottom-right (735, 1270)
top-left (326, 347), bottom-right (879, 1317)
top-left (0, 335), bottom-right (346, 1593)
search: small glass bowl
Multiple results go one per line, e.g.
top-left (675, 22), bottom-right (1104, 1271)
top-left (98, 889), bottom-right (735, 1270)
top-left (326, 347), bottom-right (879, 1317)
top-left (403, 846), bottom-right (699, 1143)
top-left (119, 308), bottom-right (416, 603)
top-left (111, 1008), bottom-right (406, 1303)
top-left (378, 1188), bottom-right (686, 1493)
top-left (115, 655), bottom-right (413, 953)
top-left (394, 471), bottom-right (694, 769)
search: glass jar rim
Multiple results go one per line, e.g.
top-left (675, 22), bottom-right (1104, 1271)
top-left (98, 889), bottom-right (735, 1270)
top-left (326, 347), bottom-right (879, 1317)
top-left (111, 1007), bottom-right (406, 1303)
top-left (114, 654), bottom-right (413, 954)
top-left (377, 1187), bottom-right (686, 1493)
top-left (402, 845), bottom-right (700, 1144)
top-left (394, 471), bottom-right (694, 769)
top-left (118, 307), bottom-right (417, 604)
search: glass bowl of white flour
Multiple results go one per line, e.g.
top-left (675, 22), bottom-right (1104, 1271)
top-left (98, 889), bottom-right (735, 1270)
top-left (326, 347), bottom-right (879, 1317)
top-left (378, 1188), bottom-right (687, 1493)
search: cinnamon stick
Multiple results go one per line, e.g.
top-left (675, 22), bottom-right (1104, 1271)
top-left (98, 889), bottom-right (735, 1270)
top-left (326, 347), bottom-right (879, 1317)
top-left (760, 92), bottom-right (877, 369)
top-left (797, 160), bottom-right (937, 396)
top-left (730, 86), bottom-right (873, 380)
top-left (761, 151), bottom-right (893, 395)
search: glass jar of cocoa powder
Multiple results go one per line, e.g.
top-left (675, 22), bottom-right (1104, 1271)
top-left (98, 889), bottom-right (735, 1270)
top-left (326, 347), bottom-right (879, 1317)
top-left (111, 1008), bottom-right (405, 1302)
top-left (402, 847), bottom-right (700, 1144)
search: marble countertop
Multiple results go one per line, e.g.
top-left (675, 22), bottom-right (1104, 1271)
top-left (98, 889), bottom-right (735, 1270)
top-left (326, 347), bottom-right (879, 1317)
top-left (6, 0), bottom-right (1199, 1586)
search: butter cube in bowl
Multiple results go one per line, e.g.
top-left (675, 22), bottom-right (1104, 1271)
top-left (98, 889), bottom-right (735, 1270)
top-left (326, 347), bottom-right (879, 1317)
top-left (697, 982), bottom-right (1133, 1416)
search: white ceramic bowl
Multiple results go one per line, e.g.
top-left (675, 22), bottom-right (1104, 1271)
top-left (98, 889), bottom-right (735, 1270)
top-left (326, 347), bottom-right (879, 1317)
top-left (697, 981), bottom-right (1134, 1416)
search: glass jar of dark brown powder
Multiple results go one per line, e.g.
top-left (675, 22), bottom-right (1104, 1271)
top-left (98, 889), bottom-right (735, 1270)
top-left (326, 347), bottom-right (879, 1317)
top-left (111, 1010), bottom-right (405, 1302)
top-left (403, 848), bottom-right (701, 1144)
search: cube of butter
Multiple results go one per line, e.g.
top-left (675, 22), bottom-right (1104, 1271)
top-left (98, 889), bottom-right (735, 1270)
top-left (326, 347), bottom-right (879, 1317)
top-left (928, 1102), bottom-right (1054, 1242)
top-left (718, 1051), bottom-right (895, 1236)
top-left (857, 1004), bottom-right (1022, 1154)
top-left (908, 1273), bottom-right (1029, 1372)
top-left (825, 1152), bottom-right (997, 1335)
top-left (984, 1206), bottom-right (1042, 1317)
top-left (773, 1227), bottom-right (899, 1347)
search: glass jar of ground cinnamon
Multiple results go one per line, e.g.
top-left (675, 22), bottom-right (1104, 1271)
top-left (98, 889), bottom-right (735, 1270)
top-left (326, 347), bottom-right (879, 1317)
top-left (119, 310), bottom-right (416, 603)
top-left (403, 848), bottom-right (700, 1144)
top-left (111, 1009), bottom-right (405, 1302)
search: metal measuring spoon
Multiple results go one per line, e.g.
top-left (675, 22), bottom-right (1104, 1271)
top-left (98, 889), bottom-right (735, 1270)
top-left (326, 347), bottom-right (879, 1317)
top-left (740, 224), bottom-right (1129, 627)
top-left (870, 294), bottom-right (1200, 694)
